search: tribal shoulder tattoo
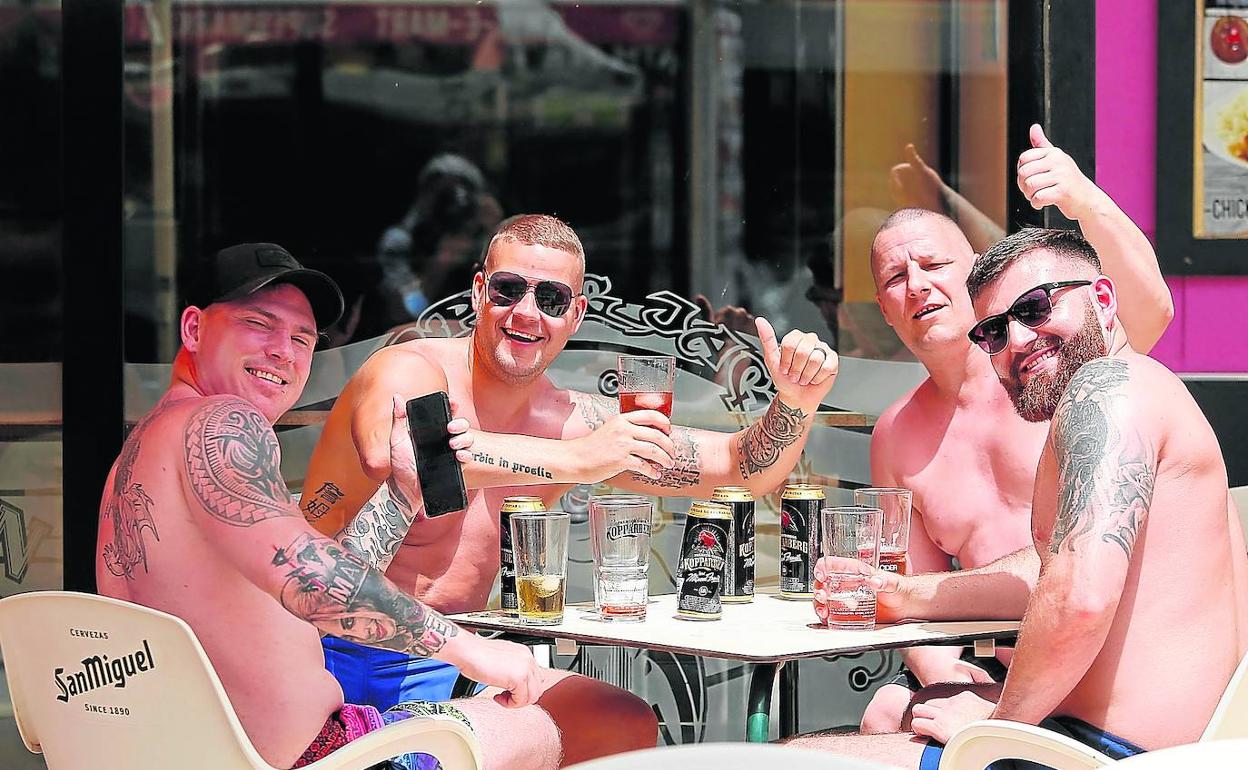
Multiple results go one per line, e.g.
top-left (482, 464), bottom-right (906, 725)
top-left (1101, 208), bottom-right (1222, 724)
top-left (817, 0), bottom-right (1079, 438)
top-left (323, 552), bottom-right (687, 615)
top-left (185, 399), bottom-right (294, 526)
top-left (737, 399), bottom-right (808, 479)
top-left (1049, 359), bottom-right (1157, 561)
top-left (183, 398), bottom-right (456, 656)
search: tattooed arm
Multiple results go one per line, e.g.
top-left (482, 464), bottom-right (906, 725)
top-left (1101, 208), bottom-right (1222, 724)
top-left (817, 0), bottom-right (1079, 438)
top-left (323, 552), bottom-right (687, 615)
top-left (990, 358), bottom-right (1157, 724)
top-left (182, 396), bottom-right (542, 705)
top-left (334, 478), bottom-right (421, 572)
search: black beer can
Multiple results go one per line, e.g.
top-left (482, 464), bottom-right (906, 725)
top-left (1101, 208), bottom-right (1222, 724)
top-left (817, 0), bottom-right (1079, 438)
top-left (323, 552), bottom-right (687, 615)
top-left (780, 484), bottom-right (825, 599)
top-left (676, 501), bottom-right (733, 620)
top-left (711, 486), bottom-right (755, 603)
top-left (500, 496), bottom-right (546, 611)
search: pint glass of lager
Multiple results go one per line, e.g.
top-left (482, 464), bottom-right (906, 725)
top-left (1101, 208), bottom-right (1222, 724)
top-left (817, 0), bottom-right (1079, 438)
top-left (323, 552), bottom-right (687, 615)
top-left (509, 511), bottom-right (571, 625)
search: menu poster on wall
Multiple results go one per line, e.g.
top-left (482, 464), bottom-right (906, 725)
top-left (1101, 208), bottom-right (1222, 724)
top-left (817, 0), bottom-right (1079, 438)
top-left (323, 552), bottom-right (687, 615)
top-left (1199, 1), bottom-right (1248, 237)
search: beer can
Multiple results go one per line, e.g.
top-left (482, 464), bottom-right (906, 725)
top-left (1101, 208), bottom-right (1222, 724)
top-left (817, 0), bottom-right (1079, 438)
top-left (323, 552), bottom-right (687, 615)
top-left (676, 501), bottom-right (733, 620)
top-left (500, 496), bottom-right (546, 611)
top-left (711, 486), bottom-right (755, 603)
top-left (780, 484), bottom-right (825, 599)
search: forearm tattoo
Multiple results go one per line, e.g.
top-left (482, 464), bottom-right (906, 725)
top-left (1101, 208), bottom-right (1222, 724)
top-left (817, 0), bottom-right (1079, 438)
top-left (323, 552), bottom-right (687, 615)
top-left (631, 427), bottom-right (702, 489)
top-left (272, 533), bottom-right (458, 656)
top-left (737, 399), bottom-right (808, 479)
top-left (1050, 359), bottom-right (1156, 560)
top-left (337, 478), bottom-right (423, 571)
top-left (185, 399), bottom-right (294, 526)
top-left (469, 450), bottom-right (554, 480)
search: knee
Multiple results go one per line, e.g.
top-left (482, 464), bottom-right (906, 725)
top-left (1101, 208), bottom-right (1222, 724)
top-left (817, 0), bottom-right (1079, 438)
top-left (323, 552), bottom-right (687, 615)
top-left (536, 674), bottom-right (657, 764)
top-left (859, 684), bottom-right (911, 734)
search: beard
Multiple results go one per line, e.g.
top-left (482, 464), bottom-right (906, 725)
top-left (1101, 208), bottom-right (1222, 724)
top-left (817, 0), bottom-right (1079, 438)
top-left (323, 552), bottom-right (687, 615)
top-left (1004, 306), bottom-right (1108, 422)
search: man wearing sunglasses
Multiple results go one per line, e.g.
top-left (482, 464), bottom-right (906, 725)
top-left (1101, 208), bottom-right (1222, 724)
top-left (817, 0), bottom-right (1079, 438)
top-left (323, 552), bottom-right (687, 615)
top-left (792, 228), bottom-right (1247, 768)
top-left (300, 214), bottom-right (839, 764)
top-left (852, 126), bottom-right (1175, 736)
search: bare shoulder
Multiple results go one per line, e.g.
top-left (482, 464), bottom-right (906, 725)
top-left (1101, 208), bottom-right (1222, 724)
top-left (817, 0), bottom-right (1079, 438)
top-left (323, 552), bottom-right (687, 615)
top-left (179, 395), bottom-right (297, 526)
top-left (870, 378), bottom-right (933, 456)
top-left (354, 339), bottom-right (453, 392)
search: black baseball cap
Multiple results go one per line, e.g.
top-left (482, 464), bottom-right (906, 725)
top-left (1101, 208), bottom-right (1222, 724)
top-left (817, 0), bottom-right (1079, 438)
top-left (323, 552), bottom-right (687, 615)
top-left (188, 243), bottom-right (344, 331)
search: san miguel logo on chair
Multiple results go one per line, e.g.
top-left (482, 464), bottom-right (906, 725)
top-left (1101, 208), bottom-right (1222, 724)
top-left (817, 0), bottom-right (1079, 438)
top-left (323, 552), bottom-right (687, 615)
top-left (53, 640), bottom-right (156, 703)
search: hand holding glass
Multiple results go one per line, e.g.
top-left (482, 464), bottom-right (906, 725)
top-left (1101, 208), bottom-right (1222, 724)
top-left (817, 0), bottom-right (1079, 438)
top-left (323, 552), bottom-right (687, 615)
top-left (617, 355), bottom-right (675, 417)
top-left (588, 495), bottom-right (653, 621)
top-left (816, 506), bottom-right (882, 630)
top-left (509, 511), bottom-right (570, 626)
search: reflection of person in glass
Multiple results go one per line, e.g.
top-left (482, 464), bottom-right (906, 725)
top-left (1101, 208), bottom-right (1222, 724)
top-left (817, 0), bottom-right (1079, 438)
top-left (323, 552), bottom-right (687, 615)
top-left (302, 216), bottom-right (839, 764)
top-left (361, 153), bottom-right (502, 339)
top-left (806, 125), bottom-right (1175, 738)
top-left (794, 228), bottom-right (1245, 767)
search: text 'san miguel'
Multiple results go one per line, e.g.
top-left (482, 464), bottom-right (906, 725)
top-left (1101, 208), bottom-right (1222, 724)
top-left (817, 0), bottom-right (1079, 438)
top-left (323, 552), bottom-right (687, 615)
top-left (54, 640), bottom-right (156, 703)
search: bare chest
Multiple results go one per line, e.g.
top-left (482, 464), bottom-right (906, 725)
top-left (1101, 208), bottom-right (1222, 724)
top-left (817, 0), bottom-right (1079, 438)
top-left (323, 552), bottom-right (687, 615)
top-left (893, 424), bottom-right (1041, 565)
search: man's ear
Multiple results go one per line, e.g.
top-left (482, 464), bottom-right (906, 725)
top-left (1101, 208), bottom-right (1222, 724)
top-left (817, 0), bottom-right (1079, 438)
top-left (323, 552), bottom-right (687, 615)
top-left (875, 294), bottom-right (895, 328)
top-left (568, 294), bottom-right (589, 334)
top-left (181, 306), bottom-right (205, 352)
top-left (470, 272), bottom-right (485, 314)
top-left (1092, 274), bottom-right (1118, 329)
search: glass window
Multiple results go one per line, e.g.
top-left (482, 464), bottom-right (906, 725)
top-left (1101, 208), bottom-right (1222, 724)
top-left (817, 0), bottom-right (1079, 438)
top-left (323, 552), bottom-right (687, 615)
top-left (1, 0), bottom-right (65, 765)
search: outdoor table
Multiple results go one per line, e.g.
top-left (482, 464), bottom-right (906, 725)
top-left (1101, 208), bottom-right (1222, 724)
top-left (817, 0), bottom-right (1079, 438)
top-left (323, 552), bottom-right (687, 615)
top-left (447, 588), bottom-right (1018, 742)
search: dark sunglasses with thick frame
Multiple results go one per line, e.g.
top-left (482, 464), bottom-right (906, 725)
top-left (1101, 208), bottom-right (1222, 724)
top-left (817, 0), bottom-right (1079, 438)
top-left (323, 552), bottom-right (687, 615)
top-left (484, 271), bottom-right (581, 317)
top-left (968, 280), bottom-right (1093, 355)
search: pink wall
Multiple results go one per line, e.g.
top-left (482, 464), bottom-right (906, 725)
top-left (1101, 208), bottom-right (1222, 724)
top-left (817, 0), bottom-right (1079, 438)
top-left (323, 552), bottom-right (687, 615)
top-left (1096, 0), bottom-right (1248, 373)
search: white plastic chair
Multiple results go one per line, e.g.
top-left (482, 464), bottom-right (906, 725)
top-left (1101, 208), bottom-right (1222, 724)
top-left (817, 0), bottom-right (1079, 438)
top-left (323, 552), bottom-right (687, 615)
top-left (564, 742), bottom-right (892, 770)
top-left (1113, 738), bottom-right (1248, 768)
top-left (0, 591), bottom-right (482, 770)
top-left (938, 650), bottom-right (1248, 769)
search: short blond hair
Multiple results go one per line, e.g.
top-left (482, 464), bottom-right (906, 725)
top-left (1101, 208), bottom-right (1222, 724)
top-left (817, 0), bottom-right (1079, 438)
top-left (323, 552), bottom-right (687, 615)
top-left (484, 214), bottom-right (585, 278)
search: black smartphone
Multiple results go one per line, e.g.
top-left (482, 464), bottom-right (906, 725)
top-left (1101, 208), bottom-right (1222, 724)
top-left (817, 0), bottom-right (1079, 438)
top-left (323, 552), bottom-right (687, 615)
top-left (405, 392), bottom-right (468, 517)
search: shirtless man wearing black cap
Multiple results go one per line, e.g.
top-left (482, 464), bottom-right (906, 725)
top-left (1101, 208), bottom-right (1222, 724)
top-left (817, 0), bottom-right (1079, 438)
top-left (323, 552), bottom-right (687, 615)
top-left (95, 243), bottom-right (627, 770)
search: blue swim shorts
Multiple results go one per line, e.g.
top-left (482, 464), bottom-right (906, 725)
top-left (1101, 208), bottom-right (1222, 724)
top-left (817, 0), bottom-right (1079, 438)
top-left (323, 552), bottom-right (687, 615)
top-left (322, 636), bottom-right (484, 711)
top-left (918, 715), bottom-right (1146, 770)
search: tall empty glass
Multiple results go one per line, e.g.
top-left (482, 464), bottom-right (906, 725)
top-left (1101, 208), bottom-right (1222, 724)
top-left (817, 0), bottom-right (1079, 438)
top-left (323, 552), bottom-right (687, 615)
top-left (617, 355), bottom-right (676, 417)
top-left (854, 488), bottom-right (912, 575)
top-left (818, 506), bottom-right (882, 630)
top-left (510, 511), bottom-right (570, 626)
top-left (588, 495), bottom-right (653, 621)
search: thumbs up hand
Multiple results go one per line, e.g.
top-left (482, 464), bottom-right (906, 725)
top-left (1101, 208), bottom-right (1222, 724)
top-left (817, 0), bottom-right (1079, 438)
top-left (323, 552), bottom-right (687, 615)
top-left (756, 317), bottom-right (839, 411)
top-left (1016, 123), bottom-right (1101, 220)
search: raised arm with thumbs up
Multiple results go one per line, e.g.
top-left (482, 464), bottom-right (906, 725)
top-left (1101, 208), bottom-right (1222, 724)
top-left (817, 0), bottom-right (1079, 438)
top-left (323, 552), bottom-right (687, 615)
top-left (1017, 123), bottom-right (1173, 351)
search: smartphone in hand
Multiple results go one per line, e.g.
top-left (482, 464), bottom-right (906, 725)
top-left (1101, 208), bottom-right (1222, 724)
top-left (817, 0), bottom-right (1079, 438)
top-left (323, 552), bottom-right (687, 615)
top-left (405, 392), bottom-right (468, 517)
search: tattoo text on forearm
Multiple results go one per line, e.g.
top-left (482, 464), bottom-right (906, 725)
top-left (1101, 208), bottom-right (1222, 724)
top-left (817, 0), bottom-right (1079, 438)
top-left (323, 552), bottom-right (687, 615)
top-left (737, 399), bottom-right (808, 479)
top-left (470, 450), bottom-right (554, 480)
top-left (1050, 359), bottom-right (1156, 560)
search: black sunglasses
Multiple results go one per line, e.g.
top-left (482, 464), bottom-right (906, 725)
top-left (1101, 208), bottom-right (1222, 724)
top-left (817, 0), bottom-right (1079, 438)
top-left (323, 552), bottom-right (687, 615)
top-left (968, 280), bottom-right (1092, 355)
top-left (485, 271), bottom-right (579, 317)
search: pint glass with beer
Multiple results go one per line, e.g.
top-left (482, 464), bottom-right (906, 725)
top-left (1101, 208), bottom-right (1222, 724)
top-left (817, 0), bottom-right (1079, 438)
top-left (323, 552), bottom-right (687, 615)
top-left (853, 487), bottom-right (912, 575)
top-left (509, 511), bottom-right (571, 625)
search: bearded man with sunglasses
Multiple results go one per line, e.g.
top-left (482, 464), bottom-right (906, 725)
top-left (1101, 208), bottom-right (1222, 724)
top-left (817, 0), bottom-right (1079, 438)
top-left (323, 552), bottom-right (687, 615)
top-left (853, 127), bottom-right (1177, 735)
top-left (300, 214), bottom-right (839, 763)
top-left (789, 228), bottom-right (1248, 768)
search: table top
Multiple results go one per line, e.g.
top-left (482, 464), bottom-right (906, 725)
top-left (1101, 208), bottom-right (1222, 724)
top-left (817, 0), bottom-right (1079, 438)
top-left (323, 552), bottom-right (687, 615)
top-left (447, 589), bottom-right (1018, 664)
